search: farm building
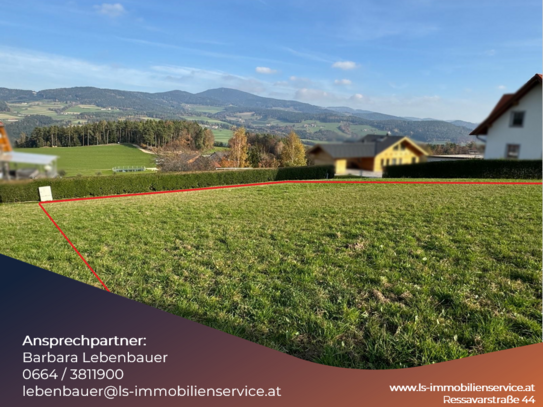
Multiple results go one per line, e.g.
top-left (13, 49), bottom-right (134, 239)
top-left (307, 134), bottom-right (428, 174)
top-left (470, 73), bottom-right (542, 159)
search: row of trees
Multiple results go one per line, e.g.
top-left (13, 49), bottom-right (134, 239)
top-left (425, 141), bottom-right (484, 155)
top-left (222, 128), bottom-right (306, 168)
top-left (15, 119), bottom-right (215, 151)
top-left (157, 128), bottom-right (307, 172)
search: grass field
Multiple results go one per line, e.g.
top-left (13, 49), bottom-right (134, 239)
top-left (0, 182), bottom-right (540, 369)
top-left (211, 128), bottom-right (234, 143)
top-left (186, 105), bottom-right (225, 114)
top-left (6, 102), bottom-right (121, 125)
top-left (8, 102), bottom-right (73, 122)
top-left (248, 119), bottom-right (385, 139)
top-left (182, 116), bottom-right (230, 124)
top-left (64, 105), bottom-right (120, 114)
top-left (14, 144), bottom-right (156, 176)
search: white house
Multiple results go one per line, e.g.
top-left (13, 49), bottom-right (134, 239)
top-left (470, 74), bottom-right (542, 160)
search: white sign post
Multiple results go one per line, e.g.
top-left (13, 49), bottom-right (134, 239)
top-left (38, 186), bottom-right (53, 202)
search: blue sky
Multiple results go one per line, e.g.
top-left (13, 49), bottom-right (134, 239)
top-left (0, 0), bottom-right (541, 121)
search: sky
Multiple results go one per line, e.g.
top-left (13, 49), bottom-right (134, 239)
top-left (0, 0), bottom-right (541, 122)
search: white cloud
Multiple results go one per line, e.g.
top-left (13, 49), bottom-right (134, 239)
top-left (350, 93), bottom-right (364, 101)
top-left (155, 65), bottom-right (266, 94)
top-left (295, 88), bottom-right (330, 99)
top-left (289, 76), bottom-right (313, 85)
top-left (497, 85), bottom-right (506, 90)
top-left (94, 3), bottom-right (126, 17)
top-left (273, 81), bottom-right (289, 87)
top-left (294, 88), bottom-right (341, 103)
top-left (0, 46), bottom-right (266, 94)
top-left (255, 66), bottom-right (277, 74)
top-left (334, 79), bottom-right (352, 86)
top-left (222, 76), bottom-right (266, 94)
top-left (332, 61), bottom-right (358, 70)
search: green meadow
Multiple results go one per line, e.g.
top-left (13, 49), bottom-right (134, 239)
top-left (211, 128), bottom-right (234, 143)
top-left (0, 182), bottom-right (540, 369)
top-left (14, 144), bottom-right (156, 176)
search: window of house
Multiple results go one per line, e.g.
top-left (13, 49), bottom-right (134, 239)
top-left (393, 145), bottom-right (399, 151)
top-left (386, 159), bottom-right (390, 166)
top-left (412, 157), bottom-right (417, 164)
top-left (392, 158), bottom-right (397, 165)
top-left (399, 158), bottom-right (402, 164)
top-left (505, 144), bottom-right (520, 159)
top-left (400, 144), bottom-right (406, 150)
top-left (381, 159), bottom-right (384, 167)
top-left (510, 111), bottom-right (525, 127)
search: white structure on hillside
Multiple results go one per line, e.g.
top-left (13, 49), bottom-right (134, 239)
top-left (470, 74), bottom-right (542, 159)
top-left (0, 152), bottom-right (58, 180)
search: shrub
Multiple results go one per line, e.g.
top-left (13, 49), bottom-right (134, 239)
top-left (383, 160), bottom-right (542, 179)
top-left (0, 166), bottom-right (335, 203)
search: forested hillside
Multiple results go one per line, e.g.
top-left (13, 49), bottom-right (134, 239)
top-left (0, 85), bottom-right (477, 144)
top-left (0, 100), bottom-right (10, 112)
top-left (213, 108), bottom-right (473, 143)
top-left (0, 88), bottom-right (40, 102)
top-left (197, 88), bottom-right (328, 113)
top-left (4, 115), bottom-right (58, 142)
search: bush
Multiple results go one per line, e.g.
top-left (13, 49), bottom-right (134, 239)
top-left (383, 160), bottom-right (542, 179)
top-left (0, 166), bottom-right (335, 203)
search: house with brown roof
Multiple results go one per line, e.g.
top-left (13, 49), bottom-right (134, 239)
top-left (470, 74), bottom-right (542, 159)
top-left (307, 134), bottom-right (427, 174)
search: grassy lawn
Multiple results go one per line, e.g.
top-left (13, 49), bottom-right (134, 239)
top-left (186, 105), bottom-right (225, 114)
top-left (0, 113), bottom-right (20, 120)
top-left (182, 116), bottom-right (230, 125)
top-left (211, 128), bottom-right (233, 143)
top-left (0, 182), bottom-right (540, 369)
top-left (14, 144), bottom-right (156, 176)
top-left (8, 102), bottom-right (67, 120)
top-left (64, 105), bottom-right (120, 114)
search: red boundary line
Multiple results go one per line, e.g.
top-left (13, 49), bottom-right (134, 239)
top-left (39, 202), bottom-right (111, 291)
top-left (38, 179), bottom-right (542, 291)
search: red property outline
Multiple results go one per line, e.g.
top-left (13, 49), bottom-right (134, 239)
top-left (38, 179), bottom-right (542, 292)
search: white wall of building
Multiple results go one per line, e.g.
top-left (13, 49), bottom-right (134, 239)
top-left (484, 84), bottom-right (542, 159)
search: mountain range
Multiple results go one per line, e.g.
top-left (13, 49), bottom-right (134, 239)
top-left (0, 86), bottom-right (479, 143)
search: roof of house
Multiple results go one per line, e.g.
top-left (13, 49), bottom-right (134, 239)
top-left (312, 142), bottom-right (378, 159)
top-left (307, 135), bottom-right (425, 159)
top-left (0, 152), bottom-right (58, 165)
top-left (360, 134), bottom-right (405, 154)
top-left (470, 73), bottom-right (542, 136)
top-left (209, 151), bottom-right (228, 160)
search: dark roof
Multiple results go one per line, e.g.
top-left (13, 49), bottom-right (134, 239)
top-left (470, 73), bottom-right (542, 136)
top-left (314, 143), bottom-right (378, 159)
top-left (360, 134), bottom-right (404, 154)
top-left (308, 135), bottom-right (418, 159)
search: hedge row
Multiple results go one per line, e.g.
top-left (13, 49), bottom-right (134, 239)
top-left (383, 159), bottom-right (542, 179)
top-left (0, 166), bottom-right (335, 203)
